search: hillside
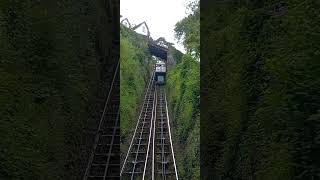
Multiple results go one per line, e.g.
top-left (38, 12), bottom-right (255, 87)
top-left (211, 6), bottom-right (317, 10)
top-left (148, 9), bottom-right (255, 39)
top-left (120, 25), bottom-right (153, 141)
top-left (166, 55), bottom-right (200, 179)
top-left (0, 1), bottom-right (118, 179)
top-left (202, 1), bottom-right (320, 179)
top-left (166, 1), bottom-right (200, 179)
top-left (119, 24), bottom-right (184, 142)
top-left (120, 23), bottom-right (197, 179)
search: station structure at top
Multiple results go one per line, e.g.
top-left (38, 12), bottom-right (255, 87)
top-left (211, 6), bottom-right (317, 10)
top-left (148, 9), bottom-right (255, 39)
top-left (120, 16), bottom-right (174, 62)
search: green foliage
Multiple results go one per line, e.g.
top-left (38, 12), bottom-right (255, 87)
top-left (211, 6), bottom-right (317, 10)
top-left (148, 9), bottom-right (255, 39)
top-left (120, 25), bottom-right (149, 50)
top-left (174, 0), bottom-right (199, 58)
top-left (202, 0), bottom-right (320, 179)
top-left (0, 1), bottom-right (113, 178)
top-left (166, 55), bottom-right (200, 179)
top-left (167, 1), bottom-right (201, 178)
top-left (171, 48), bottom-right (184, 64)
top-left (120, 26), bottom-right (152, 141)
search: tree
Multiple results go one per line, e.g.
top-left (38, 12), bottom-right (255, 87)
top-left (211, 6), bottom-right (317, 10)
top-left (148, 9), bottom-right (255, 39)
top-left (174, 0), bottom-right (200, 59)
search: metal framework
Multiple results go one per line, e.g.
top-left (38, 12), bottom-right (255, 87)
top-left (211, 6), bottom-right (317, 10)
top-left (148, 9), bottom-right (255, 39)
top-left (132, 21), bottom-right (150, 37)
top-left (121, 72), bottom-right (156, 180)
top-left (154, 86), bottom-right (178, 180)
top-left (121, 18), bottom-right (132, 28)
top-left (121, 74), bottom-right (178, 180)
top-left (148, 42), bottom-right (168, 61)
top-left (120, 17), bottom-right (173, 61)
top-left (83, 61), bottom-right (120, 180)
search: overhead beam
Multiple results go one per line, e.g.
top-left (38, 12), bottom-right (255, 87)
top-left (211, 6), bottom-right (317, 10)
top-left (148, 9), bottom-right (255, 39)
top-left (148, 42), bottom-right (168, 60)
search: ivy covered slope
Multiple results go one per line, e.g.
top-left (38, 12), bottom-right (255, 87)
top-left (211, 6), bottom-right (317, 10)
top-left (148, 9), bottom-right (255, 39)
top-left (0, 1), bottom-right (117, 179)
top-left (202, 1), bottom-right (320, 179)
top-left (120, 25), bottom-right (153, 141)
top-left (166, 1), bottom-right (200, 179)
top-left (166, 55), bottom-right (200, 179)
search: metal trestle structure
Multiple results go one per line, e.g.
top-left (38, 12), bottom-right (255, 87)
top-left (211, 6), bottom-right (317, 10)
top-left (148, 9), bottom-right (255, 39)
top-left (121, 73), bottom-right (178, 180)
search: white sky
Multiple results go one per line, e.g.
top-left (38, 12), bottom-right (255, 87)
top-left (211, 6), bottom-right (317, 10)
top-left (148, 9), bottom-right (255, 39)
top-left (120, 0), bottom-right (190, 53)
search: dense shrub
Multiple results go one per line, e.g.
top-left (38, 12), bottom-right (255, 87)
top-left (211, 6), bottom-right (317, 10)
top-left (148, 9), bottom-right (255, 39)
top-left (120, 25), bottom-right (152, 141)
top-left (166, 55), bottom-right (200, 179)
top-left (0, 1), bottom-right (117, 178)
top-left (202, 1), bottom-right (320, 179)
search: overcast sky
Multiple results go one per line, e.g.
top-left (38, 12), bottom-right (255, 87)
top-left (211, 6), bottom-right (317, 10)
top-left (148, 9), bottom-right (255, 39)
top-left (120, 0), bottom-right (190, 53)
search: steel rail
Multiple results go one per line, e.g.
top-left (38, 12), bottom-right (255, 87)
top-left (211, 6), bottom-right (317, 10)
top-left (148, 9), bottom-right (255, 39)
top-left (153, 86), bottom-right (178, 180)
top-left (103, 108), bottom-right (120, 179)
top-left (121, 72), bottom-right (156, 179)
top-left (164, 90), bottom-right (178, 180)
top-left (160, 93), bottom-right (166, 180)
top-left (122, 75), bottom-right (179, 180)
top-left (120, 72), bottom-right (155, 176)
top-left (130, 91), bottom-right (153, 180)
top-left (158, 87), bottom-right (167, 179)
top-left (83, 60), bottom-right (120, 180)
top-left (152, 88), bottom-right (157, 180)
top-left (142, 88), bottom-right (156, 180)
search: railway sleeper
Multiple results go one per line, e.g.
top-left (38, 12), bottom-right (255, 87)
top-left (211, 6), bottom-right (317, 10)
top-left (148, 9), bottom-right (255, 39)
top-left (133, 138), bottom-right (148, 144)
top-left (155, 160), bottom-right (173, 164)
top-left (156, 171), bottom-right (175, 175)
top-left (135, 128), bottom-right (152, 133)
top-left (98, 134), bottom-right (119, 144)
top-left (155, 151), bottom-right (171, 155)
top-left (155, 132), bottom-right (168, 135)
top-left (101, 120), bottom-right (117, 127)
top-left (99, 126), bottom-right (119, 135)
top-left (155, 147), bottom-right (170, 153)
top-left (89, 164), bottom-right (106, 176)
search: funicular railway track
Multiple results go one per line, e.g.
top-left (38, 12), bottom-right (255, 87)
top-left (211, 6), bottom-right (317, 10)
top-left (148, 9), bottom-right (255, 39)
top-left (153, 86), bottom-right (178, 180)
top-left (121, 72), bottom-right (156, 180)
top-left (121, 72), bottom-right (178, 180)
top-left (83, 61), bottom-right (120, 180)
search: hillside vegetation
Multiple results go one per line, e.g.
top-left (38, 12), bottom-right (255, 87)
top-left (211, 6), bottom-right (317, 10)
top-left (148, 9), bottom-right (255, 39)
top-left (166, 55), bottom-right (200, 179)
top-left (120, 25), bottom-right (153, 141)
top-left (0, 1), bottom-right (118, 179)
top-left (119, 24), bottom-right (183, 142)
top-left (202, 1), bottom-right (320, 179)
top-left (166, 1), bottom-right (200, 179)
